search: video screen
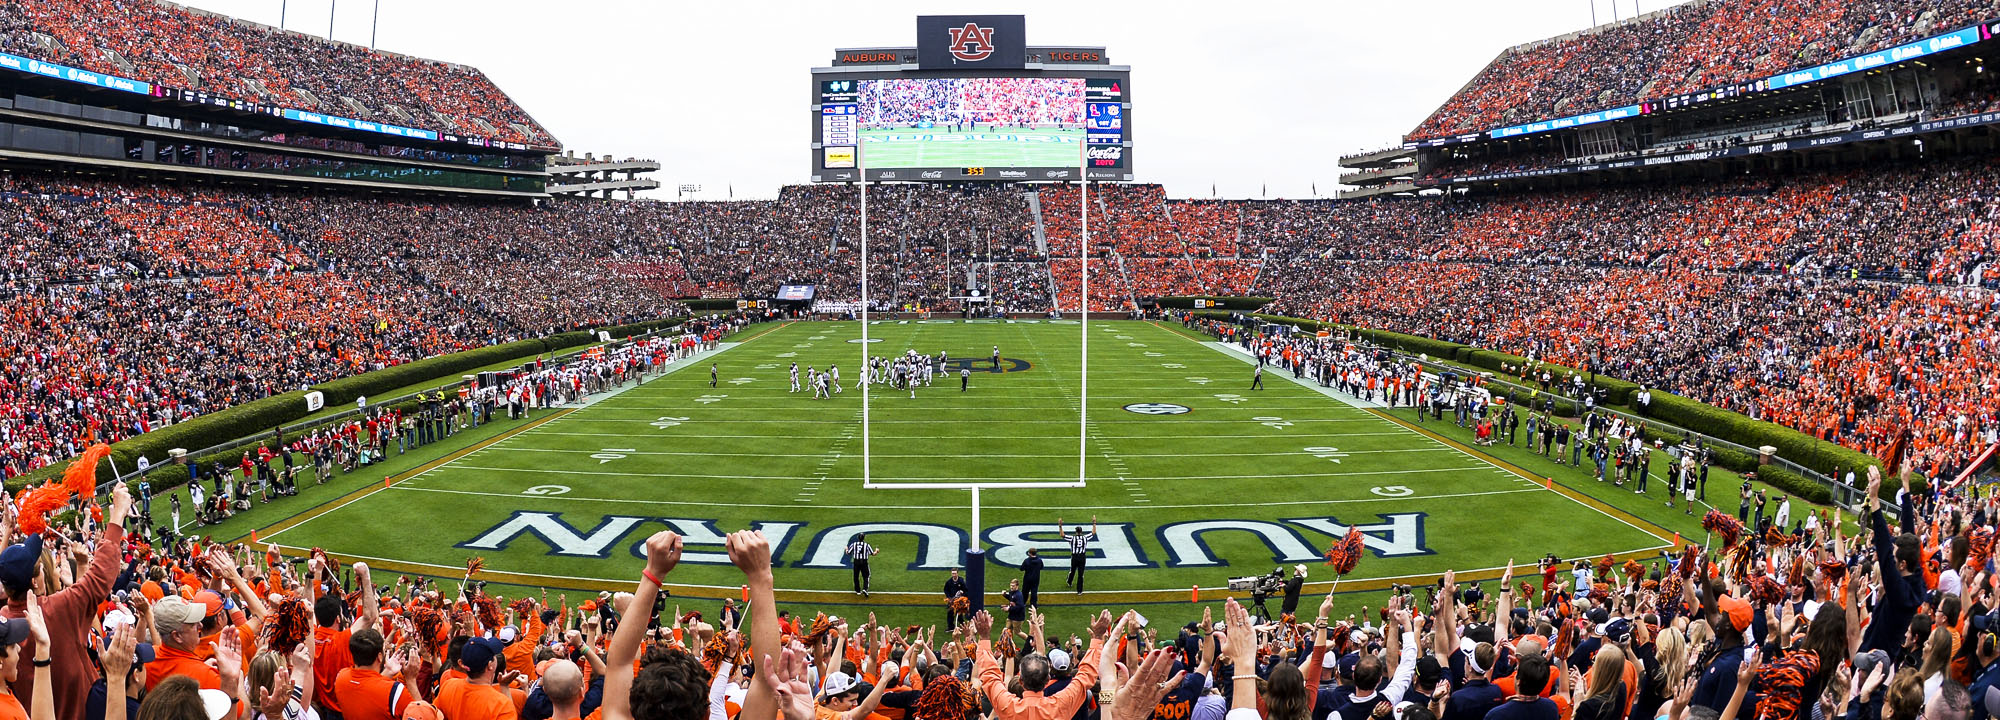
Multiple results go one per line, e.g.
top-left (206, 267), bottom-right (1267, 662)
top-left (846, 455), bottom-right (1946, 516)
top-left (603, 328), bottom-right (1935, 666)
top-left (854, 77), bottom-right (1084, 168)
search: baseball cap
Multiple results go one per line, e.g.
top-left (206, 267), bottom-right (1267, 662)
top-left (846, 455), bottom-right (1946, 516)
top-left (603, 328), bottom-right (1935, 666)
top-left (153, 596), bottom-right (205, 635)
top-left (0, 619), bottom-right (28, 647)
top-left (1603, 619), bottom-right (1632, 644)
top-left (193, 590), bottom-right (225, 619)
top-left (0, 536), bottom-right (42, 590)
top-left (1049, 649), bottom-right (1072, 671)
top-left (820, 671), bottom-right (859, 699)
top-left (1716, 595), bottom-right (1753, 632)
top-left (497, 626), bottom-right (518, 643)
top-left (401, 701), bottom-right (445, 720)
top-left (1337, 652), bottom-right (1360, 678)
top-left (197, 689), bottom-right (233, 720)
top-left (459, 637), bottom-right (507, 674)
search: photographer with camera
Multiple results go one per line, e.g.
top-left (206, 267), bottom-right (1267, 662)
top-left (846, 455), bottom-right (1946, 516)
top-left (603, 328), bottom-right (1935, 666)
top-left (1282, 566), bottom-right (1307, 619)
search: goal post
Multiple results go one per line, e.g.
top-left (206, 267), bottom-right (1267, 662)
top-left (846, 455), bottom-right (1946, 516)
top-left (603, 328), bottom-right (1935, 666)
top-left (853, 140), bottom-right (1092, 612)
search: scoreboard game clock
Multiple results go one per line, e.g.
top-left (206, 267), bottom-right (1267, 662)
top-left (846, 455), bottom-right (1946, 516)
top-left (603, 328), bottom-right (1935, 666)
top-left (810, 15), bottom-right (1133, 183)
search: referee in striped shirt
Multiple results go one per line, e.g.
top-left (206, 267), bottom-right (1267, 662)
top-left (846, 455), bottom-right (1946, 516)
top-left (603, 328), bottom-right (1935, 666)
top-left (848, 534), bottom-right (879, 597)
top-left (1059, 515), bottom-right (1097, 594)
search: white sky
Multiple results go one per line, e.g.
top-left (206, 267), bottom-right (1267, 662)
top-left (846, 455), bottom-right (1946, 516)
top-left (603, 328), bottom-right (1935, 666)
top-left (175, 0), bottom-right (1692, 200)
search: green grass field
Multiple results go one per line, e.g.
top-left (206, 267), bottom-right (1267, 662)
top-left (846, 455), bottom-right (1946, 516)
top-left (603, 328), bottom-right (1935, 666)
top-left (860, 127), bottom-right (1082, 168)
top-left (192, 317), bottom-right (1809, 634)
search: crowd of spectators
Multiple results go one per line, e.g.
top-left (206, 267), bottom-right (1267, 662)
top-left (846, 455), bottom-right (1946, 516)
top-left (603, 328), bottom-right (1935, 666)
top-left (0, 0), bottom-right (555, 146)
top-left (8, 439), bottom-right (1992, 720)
top-left (1411, 0), bottom-right (1998, 140)
top-left (858, 78), bottom-right (1085, 129)
top-left (16, 154), bottom-right (2000, 482)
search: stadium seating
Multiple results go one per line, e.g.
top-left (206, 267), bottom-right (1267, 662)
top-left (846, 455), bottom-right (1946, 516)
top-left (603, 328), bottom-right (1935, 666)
top-left (0, 0), bottom-right (555, 146)
top-left (13, 154), bottom-right (2000, 490)
top-left (1409, 0), bottom-right (1996, 140)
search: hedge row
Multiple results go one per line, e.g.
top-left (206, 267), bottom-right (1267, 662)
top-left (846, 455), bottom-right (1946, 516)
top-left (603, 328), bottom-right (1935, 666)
top-left (1641, 392), bottom-right (1880, 481)
top-left (312, 338), bottom-right (548, 409)
top-left (12, 317), bottom-right (687, 492)
top-left (1195, 311), bottom-right (1882, 482)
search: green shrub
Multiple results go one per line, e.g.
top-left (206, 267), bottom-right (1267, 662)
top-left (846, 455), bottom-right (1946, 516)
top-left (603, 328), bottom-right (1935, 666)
top-left (10, 317), bottom-right (685, 493)
top-left (1755, 464), bottom-right (1832, 505)
top-left (1238, 311), bottom-right (1882, 487)
top-left (606, 317), bottom-right (687, 339)
top-left (1644, 391), bottom-right (1879, 477)
top-left (313, 339), bottom-right (546, 408)
top-left (1706, 446), bottom-right (1758, 474)
top-left (540, 331), bottom-right (596, 351)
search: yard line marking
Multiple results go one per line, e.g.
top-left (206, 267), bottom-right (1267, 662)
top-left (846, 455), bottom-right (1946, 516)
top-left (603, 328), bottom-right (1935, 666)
top-left (1152, 320), bottom-right (1673, 550)
top-left (431, 464), bottom-right (1490, 482)
top-left (385, 484), bottom-right (1544, 510)
top-left (525, 431), bottom-right (1419, 439)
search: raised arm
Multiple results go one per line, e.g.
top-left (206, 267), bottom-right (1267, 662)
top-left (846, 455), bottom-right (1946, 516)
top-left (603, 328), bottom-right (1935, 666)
top-left (352, 562), bottom-right (378, 632)
top-left (727, 531), bottom-right (779, 720)
top-left (1380, 606), bottom-right (1419, 705)
top-left (603, 531), bottom-right (682, 720)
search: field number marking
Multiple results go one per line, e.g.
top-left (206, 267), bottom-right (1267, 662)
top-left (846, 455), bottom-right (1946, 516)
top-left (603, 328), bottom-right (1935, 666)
top-left (591, 448), bottom-right (636, 464)
top-left (650, 416), bottom-right (690, 429)
top-left (1303, 446), bottom-right (1352, 463)
top-left (1254, 416), bottom-right (1293, 430)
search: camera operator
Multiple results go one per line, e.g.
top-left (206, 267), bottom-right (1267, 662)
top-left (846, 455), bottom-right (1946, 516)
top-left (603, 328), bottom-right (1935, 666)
top-left (1281, 565), bottom-right (1307, 617)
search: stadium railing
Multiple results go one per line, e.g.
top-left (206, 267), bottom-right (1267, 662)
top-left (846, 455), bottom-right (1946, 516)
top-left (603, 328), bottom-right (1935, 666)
top-left (1188, 309), bottom-right (1894, 512)
top-left (83, 318), bottom-right (699, 495)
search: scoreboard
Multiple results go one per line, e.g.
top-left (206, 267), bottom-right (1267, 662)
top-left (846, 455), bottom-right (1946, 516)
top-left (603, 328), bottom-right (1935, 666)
top-left (810, 15), bottom-right (1133, 183)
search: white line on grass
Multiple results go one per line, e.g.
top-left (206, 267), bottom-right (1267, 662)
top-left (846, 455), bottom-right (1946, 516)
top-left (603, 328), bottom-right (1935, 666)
top-left (384, 484), bottom-right (1543, 510)
top-left (433, 463), bottom-right (1491, 482)
top-left (485, 447), bottom-right (1461, 459)
top-left (1153, 322), bottom-right (1671, 552)
top-left (526, 431), bottom-right (1419, 440)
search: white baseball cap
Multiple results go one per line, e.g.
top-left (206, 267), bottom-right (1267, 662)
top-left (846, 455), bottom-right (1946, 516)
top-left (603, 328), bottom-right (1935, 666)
top-left (820, 671), bottom-right (858, 699)
top-left (1049, 649), bottom-right (1072, 671)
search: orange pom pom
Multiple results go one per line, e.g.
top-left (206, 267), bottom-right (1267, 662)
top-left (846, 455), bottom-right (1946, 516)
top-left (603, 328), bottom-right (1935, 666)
top-left (62, 444), bottom-right (112, 499)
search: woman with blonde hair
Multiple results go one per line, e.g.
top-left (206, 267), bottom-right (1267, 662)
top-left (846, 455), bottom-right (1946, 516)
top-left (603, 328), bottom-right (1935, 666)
top-left (246, 645), bottom-right (319, 720)
top-left (1571, 644), bottom-right (1628, 720)
top-left (1633, 628), bottom-right (1689, 720)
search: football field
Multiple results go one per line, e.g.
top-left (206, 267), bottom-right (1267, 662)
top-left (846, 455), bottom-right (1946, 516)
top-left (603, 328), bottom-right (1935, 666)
top-left (249, 319), bottom-right (1695, 614)
top-left (860, 127), bottom-right (1082, 168)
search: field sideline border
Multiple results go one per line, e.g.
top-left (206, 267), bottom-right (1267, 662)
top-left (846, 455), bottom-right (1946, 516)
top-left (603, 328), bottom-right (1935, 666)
top-left (240, 320), bottom-right (1679, 609)
top-left (231, 321), bottom-right (795, 549)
